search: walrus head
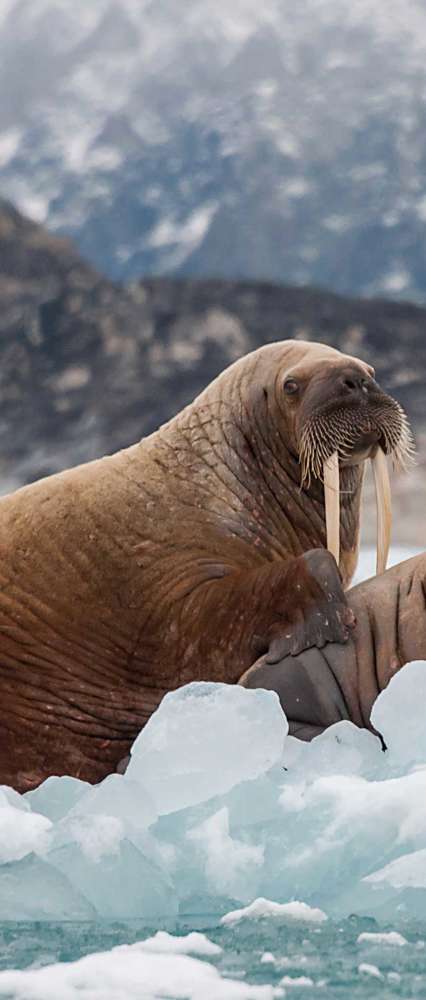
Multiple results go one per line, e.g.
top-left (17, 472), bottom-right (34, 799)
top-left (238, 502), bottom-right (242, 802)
top-left (270, 341), bottom-right (415, 575)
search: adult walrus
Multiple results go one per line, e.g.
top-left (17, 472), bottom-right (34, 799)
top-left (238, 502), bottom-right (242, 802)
top-left (240, 552), bottom-right (426, 745)
top-left (0, 340), bottom-right (413, 791)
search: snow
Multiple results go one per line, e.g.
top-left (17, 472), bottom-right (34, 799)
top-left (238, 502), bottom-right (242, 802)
top-left (380, 269), bottom-right (411, 294)
top-left (221, 899), bottom-right (327, 926)
top-left (4, 0), bottom-right (426, 293)
top-left (147, 204), bottom-right (218, 266)
top-left (0, 127), bottom-right (21, 168)
top-left (17, 194), bottom-right (48, 223)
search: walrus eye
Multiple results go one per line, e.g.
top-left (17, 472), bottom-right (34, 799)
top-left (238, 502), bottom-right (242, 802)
top-left (283, 378), bottom-right (299, 396)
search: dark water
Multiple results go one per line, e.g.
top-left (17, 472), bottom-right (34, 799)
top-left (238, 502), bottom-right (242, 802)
top-left (1, 916), bottom-right (426, 997)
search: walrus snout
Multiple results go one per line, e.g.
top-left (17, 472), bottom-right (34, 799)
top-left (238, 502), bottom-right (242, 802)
top-left (297, 367), bottom-right (414, 578)
top-left (336, 367), bottom-right (375, 402)
top-left (340, 428), bottom-right (381, 466)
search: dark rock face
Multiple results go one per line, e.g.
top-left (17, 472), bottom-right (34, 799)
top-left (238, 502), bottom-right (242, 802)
top-left (0, 199), bottom-right (424, 542)
top-left (0, 200), bottom-right (152, 485)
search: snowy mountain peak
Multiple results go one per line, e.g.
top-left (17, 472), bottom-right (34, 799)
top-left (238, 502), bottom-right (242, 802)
top-left (2, 0), bottom-right (426, 299)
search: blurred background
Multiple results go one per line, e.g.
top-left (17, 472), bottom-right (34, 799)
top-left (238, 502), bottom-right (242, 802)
top-left (0, 0), bottom-right (425, 543)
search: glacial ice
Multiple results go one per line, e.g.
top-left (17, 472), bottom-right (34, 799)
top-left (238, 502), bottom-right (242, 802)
top-left (0, 790), bottom-right (51, 863)
top-left (371, 659), bottom-right (426, 767)
top-left (126, 681), bottom-right (287, 813)
top-left (0, 652), bottom-right (426, 922)
top-left (25, 775), bottom-right (89, 821)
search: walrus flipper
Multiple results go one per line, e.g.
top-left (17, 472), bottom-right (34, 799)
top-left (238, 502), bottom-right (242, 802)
top-left (239, 645), bottom-right (351, 739)
top-left (266, 549), bottom-right (356, 661)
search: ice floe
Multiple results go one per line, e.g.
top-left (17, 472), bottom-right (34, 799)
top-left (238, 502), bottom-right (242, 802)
top-left (0, 651), bottom-right (426, 923)
top-left (0, 938), bottom-right (283, 1000)
top-left (357, 930), bottom-right (408, 947)
top-left (221, 899), bottom-right (327, 925)
top-left (358, 962), bottom-right (384, 979)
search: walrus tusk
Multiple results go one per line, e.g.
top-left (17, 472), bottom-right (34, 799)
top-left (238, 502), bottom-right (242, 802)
top-left (372, 447), bottom-right (392, 575)
top-left (323, 451), bottom-right (340, 567)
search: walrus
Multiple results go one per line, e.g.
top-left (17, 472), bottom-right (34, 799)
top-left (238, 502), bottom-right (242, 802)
top-left (0, 340), bottom-right (413, 791)
top-left (240, 552), bottom-right (426, 745)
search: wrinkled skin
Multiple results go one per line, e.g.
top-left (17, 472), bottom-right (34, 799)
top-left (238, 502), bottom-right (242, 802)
top-left (240, 552), bottom-right (426, 742)
top-left (0, 340), bottom-right (408, 790)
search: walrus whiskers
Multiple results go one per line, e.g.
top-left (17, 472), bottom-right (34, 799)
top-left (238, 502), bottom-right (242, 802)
top-left (299, 394), bottom-right (414, 578)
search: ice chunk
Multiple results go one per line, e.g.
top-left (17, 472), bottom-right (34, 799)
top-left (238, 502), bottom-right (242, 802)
top-left (25, 775), bottom-right (89, 821)
top-left (187, 807), bottom-right (264, 901)
top-left (135, 930), bottom-right (222, 956)
top-left (265, 766), bottom-right (426, 913)
top-left (371, 660), bottom-right (426, 766)
top-left (333, 845), bottom-right (426, 920)
top-left (221, 898), bottom-right (327, 925)
top-left (54, 812), bottom-right (126, 862)
top-left (0, 785), bottom-right (30, 811)
top-left (365, 847), bottom-right (426, 890)
top-left (65, 772), bottom-right (157, 831)
top-left (279, 976), bottom-right (314, 988)
top-left (0, 854), bottom-right (96, 920)
top-left (358, 963), bottom-right (383, 979)
top-left (0, 803), bottom-right (51, 863)
top-left (5, 654), bottom-right (426, 923)
top-left (47, 835), bottom-right (178, 919)
top-left (357, 930), bottom-right (408, 946)
top-left (126, 682), bottom-right (287, 813)
top-left (0, 945), bottom-right (283, 999)
top-left (301, 721), bottom-right (384, 778)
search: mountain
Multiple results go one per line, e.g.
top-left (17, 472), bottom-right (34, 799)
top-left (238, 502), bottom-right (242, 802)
top-left (0, 199), bottom-right (424, 544)
top-left (2, 1), bottom-right (426, 301)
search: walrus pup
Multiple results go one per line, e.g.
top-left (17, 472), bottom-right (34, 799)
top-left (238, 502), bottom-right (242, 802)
top-left (0, 340), bottom-right (412, 790)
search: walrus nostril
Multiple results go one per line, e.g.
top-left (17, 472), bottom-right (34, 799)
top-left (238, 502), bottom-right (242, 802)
top-left (341, 374), bottom-right (369, 394)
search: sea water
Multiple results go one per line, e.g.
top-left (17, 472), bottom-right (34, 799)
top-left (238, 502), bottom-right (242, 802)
top-left (0, 545), bottom-right (426, 998)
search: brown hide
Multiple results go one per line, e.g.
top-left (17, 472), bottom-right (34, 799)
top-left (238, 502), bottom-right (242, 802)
top-left (0, 340), bottom-right (401, 789)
